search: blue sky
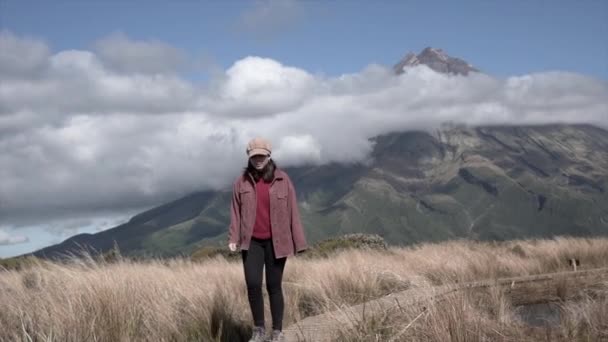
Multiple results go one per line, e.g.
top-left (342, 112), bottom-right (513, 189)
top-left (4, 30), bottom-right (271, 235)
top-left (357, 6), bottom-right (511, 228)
top-left (1, 0), bottom-right (607, 258)
top-left (2, 0), bottom-right (607, 79)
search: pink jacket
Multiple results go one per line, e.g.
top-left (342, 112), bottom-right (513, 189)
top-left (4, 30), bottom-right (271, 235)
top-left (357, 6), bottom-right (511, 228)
top-left (228, 168), bottom-right (308, 258)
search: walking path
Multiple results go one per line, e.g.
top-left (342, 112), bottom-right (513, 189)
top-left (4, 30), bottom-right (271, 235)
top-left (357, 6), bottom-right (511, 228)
top-left (282, 267), bottom-right (608, 342)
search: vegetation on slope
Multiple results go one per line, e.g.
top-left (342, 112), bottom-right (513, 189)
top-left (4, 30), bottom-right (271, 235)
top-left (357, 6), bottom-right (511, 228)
top-left (2, 236), bottom-right (608, 341)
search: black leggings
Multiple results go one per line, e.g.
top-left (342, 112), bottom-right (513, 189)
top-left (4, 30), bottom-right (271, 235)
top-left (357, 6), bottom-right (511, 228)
top-left (241, 237), bottom-right (287, 331)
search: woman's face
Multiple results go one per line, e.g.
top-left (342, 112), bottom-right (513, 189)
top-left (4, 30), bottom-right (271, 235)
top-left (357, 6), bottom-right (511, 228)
top-left (250, 154), bottom-right (270, 170)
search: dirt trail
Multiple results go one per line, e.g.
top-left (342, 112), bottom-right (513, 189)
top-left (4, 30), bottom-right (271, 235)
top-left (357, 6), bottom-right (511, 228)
top-left (282, 267), bottom-right (608, 342)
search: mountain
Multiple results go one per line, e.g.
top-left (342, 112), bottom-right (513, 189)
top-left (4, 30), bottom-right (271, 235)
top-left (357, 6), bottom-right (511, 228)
top-left (32, 123), bottom-right (608, 259)
top-left (394, 47), bottom-right (479, 75)
top-left (30, 49), bottom-right (608, 259)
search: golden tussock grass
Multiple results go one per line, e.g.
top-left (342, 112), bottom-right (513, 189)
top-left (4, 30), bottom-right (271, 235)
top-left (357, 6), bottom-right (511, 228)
top-left (1, 236), bottom-right (607, 341)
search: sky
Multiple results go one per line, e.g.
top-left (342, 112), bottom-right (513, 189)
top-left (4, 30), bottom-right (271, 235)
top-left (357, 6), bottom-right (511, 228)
top-left (1, 0), bottom-right (607, 258)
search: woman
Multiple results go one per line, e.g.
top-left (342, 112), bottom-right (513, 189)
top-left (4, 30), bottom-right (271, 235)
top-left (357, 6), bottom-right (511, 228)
top-left (228, 137), bottom-right (308, 342)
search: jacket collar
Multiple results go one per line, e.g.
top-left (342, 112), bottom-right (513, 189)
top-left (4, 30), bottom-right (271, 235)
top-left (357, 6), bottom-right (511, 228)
top-left (244, 167), bottom-right (284, 185)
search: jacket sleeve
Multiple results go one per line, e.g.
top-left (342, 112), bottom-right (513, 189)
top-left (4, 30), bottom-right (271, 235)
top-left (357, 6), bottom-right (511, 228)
top-left (228, 180), bottom-right (240, 245)
top-left (287, 176), bottom-right (308, 253)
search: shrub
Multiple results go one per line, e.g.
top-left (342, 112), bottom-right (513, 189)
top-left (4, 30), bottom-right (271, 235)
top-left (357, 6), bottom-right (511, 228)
top-left (303, 233), bottom-right (388, 258)
top-left (0, 255), bottom-right (41, 271)
top-left (191, 245), bottom-right (241, 262)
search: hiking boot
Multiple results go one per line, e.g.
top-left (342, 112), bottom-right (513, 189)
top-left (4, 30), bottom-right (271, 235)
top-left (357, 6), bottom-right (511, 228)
top-left (248, 326), bottom-right (266, 342)
top-left (270, 330), bottom-right (285, 342)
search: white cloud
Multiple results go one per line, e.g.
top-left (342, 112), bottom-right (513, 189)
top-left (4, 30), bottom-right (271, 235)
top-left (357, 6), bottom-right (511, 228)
top-left (0, 50), bottom-right (195, 118)
top-left (203, 56), bottom-right (315, 117)
top-left (0, 30), bottom-right (50, 79)
top-left (44, 218), bottom-right (94, 237)
top-left (1, 31), bottom-right (607, 231)
top-left (273, 135), bottom-right (322, 165)
top-left (42, 213), bottom-right (135, 237)
top-left (0, 230), bottom-right (29, 245)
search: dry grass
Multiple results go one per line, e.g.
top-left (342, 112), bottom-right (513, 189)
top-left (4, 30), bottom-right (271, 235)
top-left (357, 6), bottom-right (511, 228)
top-left (333, 282), bottom-right (608, 342)
top-left (1, 237), bottom-right (607, 341)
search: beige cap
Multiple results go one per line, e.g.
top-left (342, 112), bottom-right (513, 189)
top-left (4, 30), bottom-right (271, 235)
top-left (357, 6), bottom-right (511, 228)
top-left (246, 137), bottom-right (272, 157)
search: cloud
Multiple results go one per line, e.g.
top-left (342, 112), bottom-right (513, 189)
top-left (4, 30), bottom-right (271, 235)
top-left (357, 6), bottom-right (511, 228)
top-left (1, 31), bottom-right (607, 232)
top-left (44, 218), bottom-right (93, 237)
top-left (0, 230), bottom-right (29, 245)
top-left (42, 213), bottom-right (134, 237)
top-left (237, 0), bottom-right (304, 39)
top-left (0, 49), bottom-right (195, 120)
top-left (273, 135), bottom-right (322, 165)
top-left (94, 32), bottom-right (187, 74)
top-left (95, 216), bottom-right (130, 232)
top-left (202, 56), bottom-right (315, 117)
top-left (0, 30), bottom-right (50, 79)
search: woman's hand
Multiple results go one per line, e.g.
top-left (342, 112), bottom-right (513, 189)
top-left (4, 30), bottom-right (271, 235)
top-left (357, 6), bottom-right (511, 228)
top-left (228, 243), bottom-right (238, 252)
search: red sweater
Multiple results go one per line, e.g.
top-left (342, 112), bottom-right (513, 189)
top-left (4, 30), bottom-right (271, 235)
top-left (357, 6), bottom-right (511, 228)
top-left (252, 177), bottom-right (272, 239)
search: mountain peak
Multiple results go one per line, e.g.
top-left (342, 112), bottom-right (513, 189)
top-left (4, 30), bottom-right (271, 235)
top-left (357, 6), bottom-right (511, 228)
top-left (394, 47), bottom-right (479, 76)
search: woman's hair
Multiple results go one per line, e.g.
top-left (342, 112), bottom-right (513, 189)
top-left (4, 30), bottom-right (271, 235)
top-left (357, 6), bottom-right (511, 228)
top-left (243, 157), bottom-right (277, 183)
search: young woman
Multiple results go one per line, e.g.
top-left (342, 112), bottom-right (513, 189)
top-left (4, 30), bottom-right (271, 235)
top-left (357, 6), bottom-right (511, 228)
top-left (228, 137), bottom-right (308, 342)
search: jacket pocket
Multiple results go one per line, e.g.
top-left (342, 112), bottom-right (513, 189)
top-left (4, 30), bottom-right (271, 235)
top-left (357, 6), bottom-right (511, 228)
top-left (239, 187), bottom-right (254, 227)
top-left (274, 190), bottom-right (289, 222)
top-left (273, 181), bottom-right (288, 199)
top-left (239, 187), bottom-right (253, 199)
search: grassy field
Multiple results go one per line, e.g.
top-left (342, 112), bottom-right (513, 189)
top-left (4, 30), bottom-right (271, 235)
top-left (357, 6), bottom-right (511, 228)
top-left (1, 236), bottom-right (607, 341)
